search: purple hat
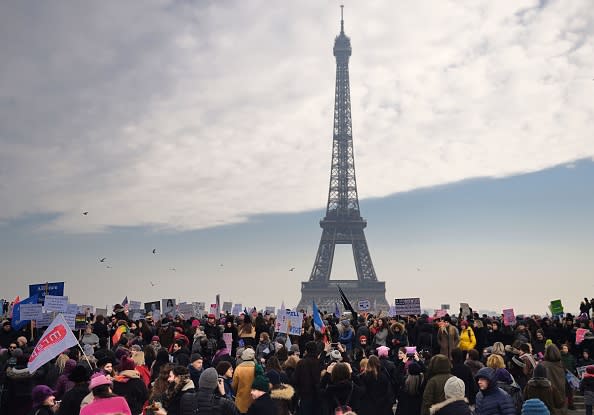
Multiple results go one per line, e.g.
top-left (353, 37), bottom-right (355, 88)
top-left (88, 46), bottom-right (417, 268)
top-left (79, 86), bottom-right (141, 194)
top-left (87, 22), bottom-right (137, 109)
top-left (31, 385), bottom-right (55, 408)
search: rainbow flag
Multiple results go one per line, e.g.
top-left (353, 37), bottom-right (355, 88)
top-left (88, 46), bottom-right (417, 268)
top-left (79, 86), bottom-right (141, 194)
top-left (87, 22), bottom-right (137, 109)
top-left (112, 324), bottom-right (129, 345)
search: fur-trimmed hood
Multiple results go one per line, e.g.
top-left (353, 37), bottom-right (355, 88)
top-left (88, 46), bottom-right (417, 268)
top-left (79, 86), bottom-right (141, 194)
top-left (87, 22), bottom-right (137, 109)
top-left (270, 384), bottom-right (295, 401)
top-left (429, 397), bottom-right (468, 414)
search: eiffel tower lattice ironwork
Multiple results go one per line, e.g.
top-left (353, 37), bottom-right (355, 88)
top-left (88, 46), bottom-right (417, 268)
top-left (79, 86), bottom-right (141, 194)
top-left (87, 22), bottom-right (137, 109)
top-left (297, 6), bottom-right (389, 312)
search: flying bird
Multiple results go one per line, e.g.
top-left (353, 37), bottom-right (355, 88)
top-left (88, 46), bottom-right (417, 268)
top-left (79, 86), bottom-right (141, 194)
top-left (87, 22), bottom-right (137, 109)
top-left (152, 249), bottom-right (157, 254)
top-left (416, 267), bottom-right (421, 272)
top-left (289, 267), bottom-right (295, 272)
top-left (82, 211), bottom-right (89, 216)
top-left (150, 281), bottom-right (156, 286)
top-left (99, 257), bottom-right (107, 262)
top-left (106, 265), bottom-right (112, 269)
top-left (169, 268), bottom-right (176, 272)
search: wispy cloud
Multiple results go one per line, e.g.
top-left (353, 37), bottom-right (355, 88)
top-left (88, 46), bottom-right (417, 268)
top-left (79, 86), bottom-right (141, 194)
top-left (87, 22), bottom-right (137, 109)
top-left (1, 0), bottom-right (593, 232)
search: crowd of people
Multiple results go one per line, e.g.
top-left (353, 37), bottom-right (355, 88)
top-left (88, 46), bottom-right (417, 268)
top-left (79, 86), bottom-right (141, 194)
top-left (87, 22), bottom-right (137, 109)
top-left (0, 297), bottom-right (593, 415)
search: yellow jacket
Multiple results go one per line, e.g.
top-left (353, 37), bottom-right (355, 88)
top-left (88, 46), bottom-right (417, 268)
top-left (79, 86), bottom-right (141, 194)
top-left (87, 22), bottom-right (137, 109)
top-left (458, 327), bottom-right (476, 351)
top-left (232, 360), bottom-right (255, 413)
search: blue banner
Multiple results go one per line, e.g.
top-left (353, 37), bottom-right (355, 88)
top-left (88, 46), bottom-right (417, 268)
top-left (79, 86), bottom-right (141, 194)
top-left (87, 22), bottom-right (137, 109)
top-left (12, 294), bottom-right (39, 330)
top-left (29, 282), bottom-right (65, 304)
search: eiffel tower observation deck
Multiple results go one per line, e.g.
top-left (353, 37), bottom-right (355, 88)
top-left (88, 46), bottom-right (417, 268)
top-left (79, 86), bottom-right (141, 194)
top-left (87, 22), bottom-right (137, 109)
top-left (297, 7), bottom-right (389, 313)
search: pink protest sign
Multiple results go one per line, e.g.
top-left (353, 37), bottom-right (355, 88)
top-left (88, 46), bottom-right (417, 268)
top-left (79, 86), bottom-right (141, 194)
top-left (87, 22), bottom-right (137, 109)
top-left (435, 309), bottom-right (447, 318)
top-left (503, 308), bottom-right (516, 326)
top-left (575, 328), bottom-right (588, 345)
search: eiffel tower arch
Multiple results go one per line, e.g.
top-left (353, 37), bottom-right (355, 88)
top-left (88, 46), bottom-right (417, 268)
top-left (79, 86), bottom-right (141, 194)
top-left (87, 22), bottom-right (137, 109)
top-left (296, 7), bottom-right (389, 313)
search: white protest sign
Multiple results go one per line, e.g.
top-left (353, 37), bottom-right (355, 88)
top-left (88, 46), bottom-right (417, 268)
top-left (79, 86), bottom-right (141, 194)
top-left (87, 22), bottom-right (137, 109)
top-left (19, 304), bottom-right (43, 321)
top-left (178, 303), bottom-right (194, 318)
top-left (232, 304), bottom-right (242, 315)
top-left (209, 303), bottom-right (218, 316)
top-left (275, 309), bottom-right (289, 333)
top-left (129, 301), bottom-right (141, 310)
top-left (394, 298), bottom-right (421, 315)
top-left (37, 313), bottom-right (52, 327)
top-left (287, 311), bottom-right (303, 336)
top-left (44, 295), bottom-right (69, 313)
top-left (358, 299), bottom-right (371, 311)
top-left (78, 305), bottom-right (94, 316)
top-left (223, 332), bottom-right (233, 351)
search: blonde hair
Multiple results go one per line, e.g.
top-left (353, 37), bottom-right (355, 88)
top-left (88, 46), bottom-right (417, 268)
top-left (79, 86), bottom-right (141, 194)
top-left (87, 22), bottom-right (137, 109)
top-left (359, 358), bottom-right (368, 372)
top-left (56, 354), bottom-right (70, 374)
top-left (492, 342), bottom-right (505, 356)
top-left (132, 351), bottom-right (145, 366)
top-left (486, 354), bottom-right (505, 369)
top-left (282, 355), bottom-right (299, 369)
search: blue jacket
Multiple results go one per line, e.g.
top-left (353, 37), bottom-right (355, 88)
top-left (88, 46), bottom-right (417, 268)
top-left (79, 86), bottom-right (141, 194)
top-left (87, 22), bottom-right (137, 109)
top-left (474, 367), bottom-right (516, 415)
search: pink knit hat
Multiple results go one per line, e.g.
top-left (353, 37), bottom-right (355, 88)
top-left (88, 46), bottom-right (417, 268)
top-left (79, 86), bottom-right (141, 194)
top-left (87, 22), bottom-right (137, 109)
top-left (89, 373), bottom-right (112, 391)
top-left (377, 346), bottom-right (390, 358)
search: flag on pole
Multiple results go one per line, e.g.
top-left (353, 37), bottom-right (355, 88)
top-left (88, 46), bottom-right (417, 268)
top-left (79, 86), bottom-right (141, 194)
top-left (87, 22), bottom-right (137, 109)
top-left (334, 302), bottom-right (340, 318)
top-left (28, 313), bottom-right (79, 373)
top-left (122, 296), bottom-right (129, 312)
top-left (337, 285), bottom-right (357, 324)
top-left (11, 294), bottom-right (39, 330)
top-left (312, 300), bottom-right (326, 333)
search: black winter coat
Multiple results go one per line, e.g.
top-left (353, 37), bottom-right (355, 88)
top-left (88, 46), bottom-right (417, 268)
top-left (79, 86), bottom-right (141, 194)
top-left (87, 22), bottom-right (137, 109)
top-left (247, 393), bottom-right (276, 415)
top-left (320, 375), bottom-right (364, 415)
top-left (358, 372), bottom-right (393, 415)
top-left (165, 381), bottom-right (196, 415)
top-left (293, 355), bottom-right (322, 401)
top-left (56, 383), bottom-right (89, 415)
top-left (195, 388), bottom-right (239, 415)
top-left (451, 362), bottom-right (477, 404)
top-left (430, 397), bottom-right (473, 415)
top-left (111, 372), bottom-right (149, 415)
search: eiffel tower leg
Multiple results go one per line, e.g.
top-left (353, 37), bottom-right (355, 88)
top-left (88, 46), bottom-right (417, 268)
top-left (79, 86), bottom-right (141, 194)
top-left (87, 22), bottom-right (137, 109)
top-left (352, 235), bottom-right (377, 282)
top-left (309, 229), bottom-right (336, 282)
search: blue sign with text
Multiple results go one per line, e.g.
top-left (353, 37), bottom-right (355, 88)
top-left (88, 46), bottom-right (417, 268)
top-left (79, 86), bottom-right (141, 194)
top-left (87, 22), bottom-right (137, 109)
top-left (29, 282), bottom-right (65, 304)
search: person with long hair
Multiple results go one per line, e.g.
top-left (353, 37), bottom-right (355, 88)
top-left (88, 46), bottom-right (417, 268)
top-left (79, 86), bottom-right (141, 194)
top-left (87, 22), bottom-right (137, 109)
top-left (151, 348), bottom-right (171, 382)
top-left (80, 374), bottom-right (131, 415)
top-left (163, 366), bottom-right (197, 415)
top-left (147, 363), bottom-right (174, 413)
top-left (239, 316), bottom-right (256, 349)
top-left (395, 361), bottom-right (424, 415)
top-left (320, 361), bottom-right (364, 415)
top-left (541, 344), bottom-right (568, 415)
top-left (358, 355), bottom-right (393, 415)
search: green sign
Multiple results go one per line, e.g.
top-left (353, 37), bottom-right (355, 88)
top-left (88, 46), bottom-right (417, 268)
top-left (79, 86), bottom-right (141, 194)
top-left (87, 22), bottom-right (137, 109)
top-left (550, 299), bottom-right (564, 316)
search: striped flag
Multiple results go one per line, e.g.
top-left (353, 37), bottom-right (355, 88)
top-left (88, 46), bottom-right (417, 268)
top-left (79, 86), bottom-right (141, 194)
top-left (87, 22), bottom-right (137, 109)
top-left (312, 300), bottom-right (326, 333)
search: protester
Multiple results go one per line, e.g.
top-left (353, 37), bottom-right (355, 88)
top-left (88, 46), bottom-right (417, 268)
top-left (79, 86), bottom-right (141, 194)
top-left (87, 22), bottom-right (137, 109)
top-left (523, 364), bottom-right (564, 414)
top-left (429, 376), bottom-right (472, 415)
top-left (29, 385), bottom-right (57, 415)
top-left (247, 365), bottom-right (275, 415)
top-left (233, 347), bottom-right (257, 414)
top-left (540, 344), bottom-right (568, 415)
top-left (421, 354), bottom-right (452, 415)
top-left (268, 369), bottom-right (295, 415)
top-left (80, 374), bottom-right (131, 415)
top-left (474, 367), bottom-right (516, 415)
top-left (520, 398), bottom-right (550, 415)
top-left (195, 367), bottom-right (239, 414)
top-left (163, 365), bottom-right (197, 415)
top-left (111, 356), bottom-right (148, 415)
top-left (395, 361), bottom-right (424, 415)
top-left (56, 365), bottom-right (91, 415)
top-left (580, 365), bottom-right (594, 415)
top-left (293, 341), bottom-right (323, 415)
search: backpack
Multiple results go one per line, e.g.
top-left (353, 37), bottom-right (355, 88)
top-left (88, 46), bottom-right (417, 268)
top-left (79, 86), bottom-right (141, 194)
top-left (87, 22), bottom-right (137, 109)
top-left (334, 383), bottom-right (353, 415)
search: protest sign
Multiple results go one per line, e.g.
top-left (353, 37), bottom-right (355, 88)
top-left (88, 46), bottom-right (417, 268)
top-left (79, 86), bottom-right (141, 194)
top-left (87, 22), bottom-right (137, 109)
top-left (577, 365), bottom-right (588, 379)
top-left (162, 299), bottom-right (176, 316)
top-left (286, 311), bottom-right (302, 336)
top-left (37, 313), bottom-right (52, 327)
top-left (394, 298), bottom-right (421, 315)
top-left (550, 299), bottom-right (563, 316)
top-left (435, 309), bottom-right (447, 318)
top-left (44, 295), bottom-right (69, 313)
top-left (265, 306), bottom-right (275, 315)
top-left (131, 310), bottom-right (143, 321)
top-left (358, 299), bottom-right (370, 311)
top-left (195, 302), bottom-right (206, 315)
top-left (129, 300), bottom-right (141, 310)
top-left (29, 282), bottom-right (65, 305)
top-left (209, 303), bottom-right (219, 316)
top-left (575, 328), bottom-right (589, 345)
top-left (503, 308), bottom-right (516, 326)
top-left (95, 308), bottom-right (107, 317)
top-left (460, 303), bottom-right (471, 319)
top-left (178, 303), bottom-right (194, 318)
top-left (223, 333), bottom-right (233, 351)
top-left (441, 304), bottom-right (450, 310)
top-left (78, 305), bottom-right (94, 316)
top-left (222, 302), bottom-right (233, 314)
top-left (75, 314), bottom-right (87, 330)
top-left (232, 303), bottom-right (242, 315)
top-left (19, 303), bottom-right (43, 321)
top-left (275, 309), bottom-right (289, 333)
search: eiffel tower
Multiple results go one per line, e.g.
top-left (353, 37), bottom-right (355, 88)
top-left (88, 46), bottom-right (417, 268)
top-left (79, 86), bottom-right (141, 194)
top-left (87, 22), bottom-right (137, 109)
top-left (297, 6), bottom-right (389, 313)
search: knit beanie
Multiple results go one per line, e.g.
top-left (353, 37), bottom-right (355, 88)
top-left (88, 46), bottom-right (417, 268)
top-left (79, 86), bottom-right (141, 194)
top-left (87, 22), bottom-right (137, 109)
top-left (251, 364), bottom-right (270, 393)
top-left (199, 367), bottom-right (219, 390)
top-left (444, 376), bottom-right (465, 399)
top-left (521, 398), bottom-right (550, 415)
top-left (533, 364), bottom-right (547, 378)
top-left (31, 385), bottom-right (55, 408)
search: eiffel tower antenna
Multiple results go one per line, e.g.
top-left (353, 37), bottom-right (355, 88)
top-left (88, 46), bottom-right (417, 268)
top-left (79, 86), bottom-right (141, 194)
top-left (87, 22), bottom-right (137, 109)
top-left (297, 6), bottom-right (389, 313)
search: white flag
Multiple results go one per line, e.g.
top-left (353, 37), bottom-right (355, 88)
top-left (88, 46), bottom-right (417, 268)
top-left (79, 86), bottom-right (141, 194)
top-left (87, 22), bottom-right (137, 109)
top-left (28, 313), bottom-right (79, 373)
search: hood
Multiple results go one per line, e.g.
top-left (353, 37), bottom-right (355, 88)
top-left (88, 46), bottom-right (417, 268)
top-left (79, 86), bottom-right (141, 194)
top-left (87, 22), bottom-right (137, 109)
top-left (475, 367), bottom-right (497, 390)
top-left (182, 379), bottom-right (195, 392)
top-left (428, 354), bottom-right (452, 375)
top-left (114, 370), bottom-right (140, 382)
top-left (270, 384), bottom-right (295, 401)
